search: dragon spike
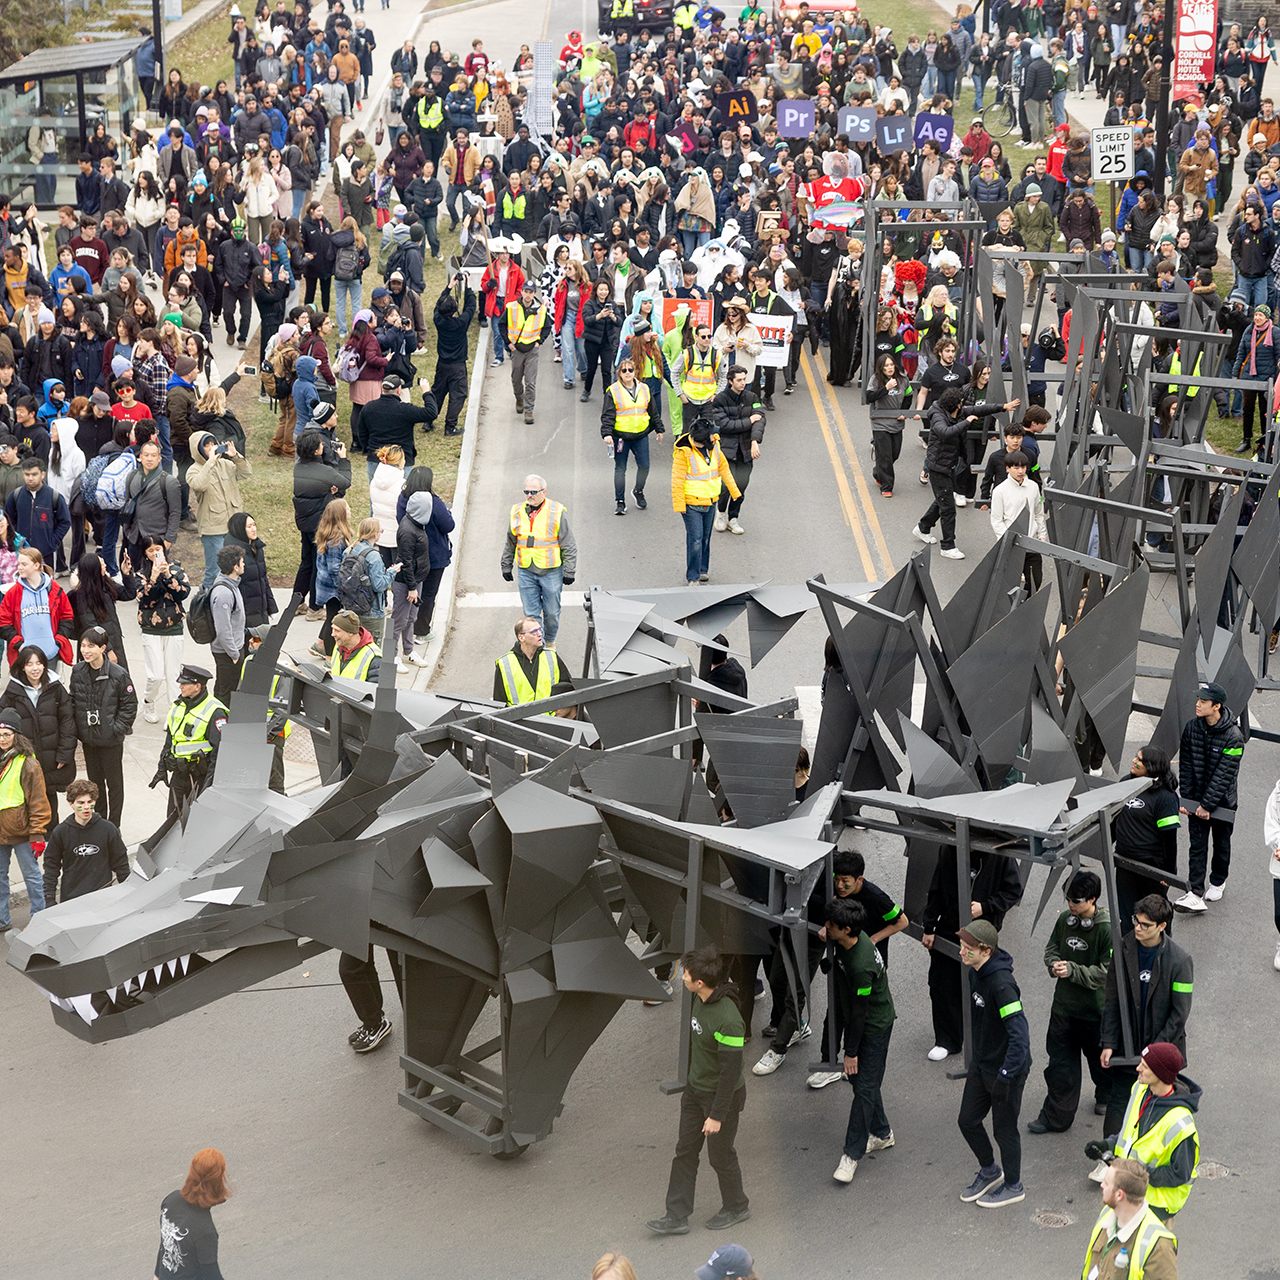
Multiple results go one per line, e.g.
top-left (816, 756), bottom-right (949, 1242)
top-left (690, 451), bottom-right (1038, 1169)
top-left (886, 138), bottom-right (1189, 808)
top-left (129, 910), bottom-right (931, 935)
top-left (237, 592), bottom-right (303, 706)
top-left (1031, 860), bottom-right (1069, 934)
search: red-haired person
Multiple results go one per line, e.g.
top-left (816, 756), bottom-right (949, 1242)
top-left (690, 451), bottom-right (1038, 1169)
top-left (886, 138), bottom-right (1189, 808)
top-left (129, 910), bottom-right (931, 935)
top-left (155, 1148), bottom-right (231, 1280)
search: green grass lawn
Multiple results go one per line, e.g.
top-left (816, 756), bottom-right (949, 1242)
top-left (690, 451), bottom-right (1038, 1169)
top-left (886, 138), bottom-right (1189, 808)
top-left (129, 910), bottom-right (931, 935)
top-left (166, 3), bottom-right (238, 93)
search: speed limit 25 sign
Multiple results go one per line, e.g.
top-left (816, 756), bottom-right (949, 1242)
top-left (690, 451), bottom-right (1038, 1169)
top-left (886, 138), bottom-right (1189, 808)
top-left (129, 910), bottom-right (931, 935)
top-left (1091, 126), bottom-right (1135, 181)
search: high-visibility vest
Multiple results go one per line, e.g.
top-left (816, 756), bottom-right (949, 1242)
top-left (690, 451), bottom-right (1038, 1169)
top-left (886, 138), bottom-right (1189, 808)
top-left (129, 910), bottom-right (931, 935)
top-left (681, 441), bottom-right (724, 505)
top-left (505, 301), bottom-right (546, 346)
top-left (674, 2), bottom-right (697, 29)
top-left (1168, 349), bottom-right (1201, 398)
top-left (1082, 1205), bottom-right (1177, 1280)
top-left (417, 97), bottom-right (443, 129)
top-left (496, 647), bottom-right (558, 704)
top-left (502, 190), bottom-right (526, 221)
top-left (681, 348), bottom-right (720, 402)
top-left (608, 379), bottom-right (650, 434)
top-left (509, 500), bottom-right (564, 570)
top-left (331, 639), bottom-right (381, 682)
top-left (611, 0), bottom-right (634, 15)
top-left (1115, 1082), bottom-right (1200, 1217)
top-left (0, 755), bottom-right (26, 809)
top-left (920, 300), bottom-right (957, 336)
top-left (167, 691), bottom-right (228, 760)
top-left (238, 663), bottom-right (293, 740)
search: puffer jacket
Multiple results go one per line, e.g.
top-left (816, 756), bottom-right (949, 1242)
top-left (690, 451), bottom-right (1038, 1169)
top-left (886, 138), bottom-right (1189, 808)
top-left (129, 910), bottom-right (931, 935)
top-left (293, 454), bottom-right (352, 534)
top-left (711, 384), bottom-right (765, 462)
top-left (1178, 704), bottom-right (1244, 816)
top-left (0, 750), bottom-right (51, 842)
top-left (0, 679), bottom-right (76, 793)
top-left (223, 515), bottom-right (276, 626)
top-left (292, 355), bottom-right (321, 425)
top-left (69, 658), bottom-right (138, 747)
top-left (187, 432), bottom-right (252, 536)
top-left (395, 493), bottom-right (433, 591)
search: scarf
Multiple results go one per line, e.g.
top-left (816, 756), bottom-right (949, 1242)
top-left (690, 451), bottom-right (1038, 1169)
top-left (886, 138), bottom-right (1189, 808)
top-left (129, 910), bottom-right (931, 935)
top-left (1249, 320), bottom-right (1273, 375)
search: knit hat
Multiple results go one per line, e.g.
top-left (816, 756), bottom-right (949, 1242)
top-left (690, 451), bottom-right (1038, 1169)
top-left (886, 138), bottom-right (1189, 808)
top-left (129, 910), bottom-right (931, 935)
top-left (1140, 1042), bottom-right (1184, 1085)
top-left (37, 307), bottom-right (55, 326)
top-left (958, 918), bottom-right (999, 951)
top-left (354, 308), bottom-right (374, 325)
top-left (111, 356), bottom-right (132, 377)
top-left (174, 355), bottom-right (197, 377)
top-left (0, 709), bottom-right (23, 731)
top-left (1101, 229), bottom-right (1117, 243)
top-left (331, 608), bottom-right (362, 635)
top-left (192, 170), bottom-right (208, 188)
top-left (277, 323), bottom-right (298, 344)
top-left (163, 312), bottom-right (184, 328)
top-left (1069, 238), bottom-right (1085, 250)
top-left (1159, 234), bottom-right (1176, 245)
top-left (312, 401), bottom-right (336, 425)
top-left (1025, 183), bottom-right (1041, 196)
top-left (1256, 304), bottom-right (1273, 320)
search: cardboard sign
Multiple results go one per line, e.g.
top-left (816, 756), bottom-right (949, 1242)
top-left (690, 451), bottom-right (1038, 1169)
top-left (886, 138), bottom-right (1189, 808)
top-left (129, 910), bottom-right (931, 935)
top-left (837, 105), bottom-right (877, 144)
top-left (661, 296), bottom-right (713, 334)
top-left (913, 112), bottom-right (954, 152)
top-left (875, 116), bottom-right (914, 154)
top-left (776, 99), bottom-right (816, 138)
top-left (748, 311), bottom-right (794, 367)
top-left (716, 88), bottom-right (759, 125)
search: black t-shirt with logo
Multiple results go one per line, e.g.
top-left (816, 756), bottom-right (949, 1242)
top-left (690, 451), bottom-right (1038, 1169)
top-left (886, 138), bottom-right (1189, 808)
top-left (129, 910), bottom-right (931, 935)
top-left (154, 1190), bottom-right (222, 1280)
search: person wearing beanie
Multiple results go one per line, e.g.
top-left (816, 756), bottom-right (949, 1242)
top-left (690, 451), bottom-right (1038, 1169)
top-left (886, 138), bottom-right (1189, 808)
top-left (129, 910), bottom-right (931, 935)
top-left (0, 704), bottom-right (52, 927)
top-left (329, 607), bottom-right (381, 682)
top-left (1026, 870), bottom-right (1113, 1136)
top-left (1233, 298), bottom-right (1277, 453)
top-left (1014, 182), bottom-right (1056, 271)
top-left (1099, 893), bottom-right (1193, 1141)
top-left (1086, 1041), bottom-right (1201, 1221)
top-left (1081, 1157), bottom-right (1179, 1280)
top-left (955, 915), bottom-right (1032, 1208)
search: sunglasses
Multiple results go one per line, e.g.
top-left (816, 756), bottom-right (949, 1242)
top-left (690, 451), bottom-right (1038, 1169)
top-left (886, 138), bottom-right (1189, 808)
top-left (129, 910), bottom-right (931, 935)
top-left (523, 488), bottom-right (543, 496)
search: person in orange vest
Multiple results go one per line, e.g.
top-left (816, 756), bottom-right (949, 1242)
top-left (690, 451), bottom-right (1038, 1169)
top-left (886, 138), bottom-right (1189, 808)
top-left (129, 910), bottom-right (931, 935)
top-left (671, 414), bottom-right (739, 584)
top-left (501, 474), bottom-right (577, 646)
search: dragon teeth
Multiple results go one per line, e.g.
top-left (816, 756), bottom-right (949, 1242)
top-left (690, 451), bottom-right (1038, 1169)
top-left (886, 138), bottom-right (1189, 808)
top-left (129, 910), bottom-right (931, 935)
top-left (166, 959), bottom-right (179, 978)
top-left (106, 986), bottom-right (119, 1004)
top-left (179, 954), bottom-right (191, 974)
top-left (152, 965), bottom-right (164, 984)
top-left (68, 994), bottom-right (99, 1024)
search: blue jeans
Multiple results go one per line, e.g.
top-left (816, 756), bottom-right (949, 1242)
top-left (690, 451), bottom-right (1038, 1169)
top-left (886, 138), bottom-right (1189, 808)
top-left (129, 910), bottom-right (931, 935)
top-left (843, 1024), bottom-right (893, 1159)
top-left (560, 317), bottom-right (584, 382)
top-left (1051, 89), bottom-right (1067, 126)
top-left (491, 314), bottom-right (508, 363)
top-left (923, 66), bottom-right (938, 98)
top-left (201, 533), bottom-right (225, 588)
top-left (101, 512), bottom-right (121, 575)
top-left (334, 277), bottom-right (362, 337)
top-left (0, 842), bottom-right (44, 924)
top-left (681, 505), bottom-right (715, 581)
top-left (973, 74), bottom-right (987, 110)
top-left (154, 413), bottom-right (172, 469)
top-left (291, 187), bottom-right (308, 219)
top-left (939, 68), bottom-right (957, 97)
top-left (1241, 273), bottom-right (1270, 311)
top-left (679, 228), bottom-right (710, 257)
top-left (516, 564), bottom-right (564, 644)
top-left (613, 433), bottom-right (651, 500)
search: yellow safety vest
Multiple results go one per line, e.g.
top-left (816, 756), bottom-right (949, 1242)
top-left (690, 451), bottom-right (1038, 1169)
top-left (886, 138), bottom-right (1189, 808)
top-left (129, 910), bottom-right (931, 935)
top-left (1115, 1082), bottom-right (1200, 1217)
top-left (166, 691), bottom-right (228, 760)
top-left (0, 755), bottom-right (26, 809)
top-left (612, 0), bottom-right (634, 15)
top-left (1168, 349), bottom-right (1201, 398)
top-left (495, 648), bottom-right (558, 705)
top-left (608, 378), bottom-right (651, 434)
top-left (510, 500), bottom-right (564, 570)
top-left (238, 663), bottom-right (293, 740)
top-left (502, 190), bottom-right (526, 220)
top-left (674, 3), bottom-right (697, 28)
top-left (920, 300), bottom-right (958, 336)
top-left (681, 348), bottom-right (720, 402)
top-left (417, 98), bottom-right (443, 129)
top-left (505, 301), bottom-right (546, 347)
top-left (331, 639), bottom-right (382, 682)
top-left (682, 440), bottom-right (724, 505)
top-left (1082, 1205), bottom-right (1177, 1280)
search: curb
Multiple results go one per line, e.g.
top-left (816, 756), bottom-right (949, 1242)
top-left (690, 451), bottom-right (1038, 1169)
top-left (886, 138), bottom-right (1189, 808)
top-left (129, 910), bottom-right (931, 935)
top-left (410, 321), bottom-right (489, 689)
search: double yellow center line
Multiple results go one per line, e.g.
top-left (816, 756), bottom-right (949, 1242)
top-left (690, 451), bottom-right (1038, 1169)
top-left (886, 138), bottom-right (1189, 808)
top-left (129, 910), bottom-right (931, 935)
top-left (801, 350), bottom-right (895, 582)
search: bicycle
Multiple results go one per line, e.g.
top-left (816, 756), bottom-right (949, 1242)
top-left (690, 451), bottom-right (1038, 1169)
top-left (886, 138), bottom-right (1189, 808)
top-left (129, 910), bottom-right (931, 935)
top-left (981, 84), bottom-right (1019, 139)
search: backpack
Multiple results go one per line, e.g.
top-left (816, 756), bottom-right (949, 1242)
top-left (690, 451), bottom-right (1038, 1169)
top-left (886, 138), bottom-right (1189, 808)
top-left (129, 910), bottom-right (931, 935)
top-left (384, 241), bottom-right (411, 282)
top-left (335, 242), bottom-right (361, 280)
top-left (93, 450), bottom-right (138, 511)
top-left (336, 343), bottom-right (365, 383)
top-left (80, 453), bottom-right (112, 508)
top-left (186, 584), bottom-right (217, 644)
top-left (337, 543), bottom-right (376, 615)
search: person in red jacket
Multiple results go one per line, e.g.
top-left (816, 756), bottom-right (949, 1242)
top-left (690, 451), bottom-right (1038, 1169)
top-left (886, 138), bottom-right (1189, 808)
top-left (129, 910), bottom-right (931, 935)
top-left (0, 546), bottom-right (76, 671)
top-left (480, 246), bottom-right (527, 367)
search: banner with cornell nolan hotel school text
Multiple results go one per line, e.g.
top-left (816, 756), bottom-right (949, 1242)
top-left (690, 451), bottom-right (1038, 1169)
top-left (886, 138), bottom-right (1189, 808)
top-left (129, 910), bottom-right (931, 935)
top-left (1173, 0), bottom-right (1217, 103)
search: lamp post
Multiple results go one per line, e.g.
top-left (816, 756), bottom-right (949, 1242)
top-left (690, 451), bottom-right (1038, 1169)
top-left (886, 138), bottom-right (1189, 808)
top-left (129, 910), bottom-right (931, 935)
top-left (1151, 0), bottom-right (1176, 196)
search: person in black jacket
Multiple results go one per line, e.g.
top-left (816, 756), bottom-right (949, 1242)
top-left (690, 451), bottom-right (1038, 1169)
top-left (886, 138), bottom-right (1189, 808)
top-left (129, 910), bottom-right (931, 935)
top-left (41, 778), bottom-right (129, 904)
top-left (1174, 680), bottom-right (1244, 911)
top-left (922, 842), bottom-right (1025, 1060)
top-left (710, 365), bottom-right (764, 534)
top-left (292, 428), bottom-right (351, 617)
top-left (300, 205), bottom-right (336, 316)
top-left (956, 918), bottom-right (1032, 1208)
top-left (223, 512), bottom-right (277, 627)
top-left (69, 624), bottom-right (138, 827)
top-left (431, 278), bottom-right (475, 437)
top-left (213, 219), bottom-right (259, 350)
top-left (1112, 744), bottom-right (1181, 928)
top-left (0, 645), bottom-right (77, 825)
top-left (358, 374), bottom-right (438, 468)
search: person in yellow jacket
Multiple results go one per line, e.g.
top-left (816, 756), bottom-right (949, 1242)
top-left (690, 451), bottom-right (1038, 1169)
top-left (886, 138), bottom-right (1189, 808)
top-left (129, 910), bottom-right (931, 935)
top-left (672, 415), bottom-right (740, 584)
top-left (602, 357), bottom-right (664, 516)
top-left (501, 475), bottom-right (577, 646)
top-left (492, 615), bottom-right (572, 704)
top-left (1081, 1158), bottom-right (1179, 1280)
top-left (498, 281), bottom-right (554, 424)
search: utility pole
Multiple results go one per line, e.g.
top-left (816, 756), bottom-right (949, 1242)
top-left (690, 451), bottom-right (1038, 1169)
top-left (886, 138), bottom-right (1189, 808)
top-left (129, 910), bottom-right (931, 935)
top-left (1151, 0), bottom-right (1176, 196)
top-left (152, 0), bottom-right (165, 110)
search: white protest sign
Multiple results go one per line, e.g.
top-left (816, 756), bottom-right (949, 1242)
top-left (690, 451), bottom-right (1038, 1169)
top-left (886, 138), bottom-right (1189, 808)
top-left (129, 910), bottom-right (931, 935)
top-left (749, 312), bottom-right (794, 368)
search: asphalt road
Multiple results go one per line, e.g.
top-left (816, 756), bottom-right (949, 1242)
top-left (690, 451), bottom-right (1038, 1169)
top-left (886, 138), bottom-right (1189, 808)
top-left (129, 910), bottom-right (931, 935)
top-left (4, 8), bottom-right (1280, 1280)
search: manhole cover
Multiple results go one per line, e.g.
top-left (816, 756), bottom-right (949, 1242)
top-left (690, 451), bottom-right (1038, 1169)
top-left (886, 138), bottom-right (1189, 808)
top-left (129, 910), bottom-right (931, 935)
top-left (1199, 1160), bottom-right (1231, 1179)
top-left (1033, 1209), bottom-right (1074, 1228)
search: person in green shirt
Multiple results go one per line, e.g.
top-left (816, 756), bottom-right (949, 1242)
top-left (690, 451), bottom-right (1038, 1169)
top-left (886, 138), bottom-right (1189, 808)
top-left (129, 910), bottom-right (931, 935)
top-left (1027, 870), bottom-right (1113, 1134)
top-left (825, 896), bottom-right (897, 1185)
top-left (647, 946), bottom-right (751, 1236)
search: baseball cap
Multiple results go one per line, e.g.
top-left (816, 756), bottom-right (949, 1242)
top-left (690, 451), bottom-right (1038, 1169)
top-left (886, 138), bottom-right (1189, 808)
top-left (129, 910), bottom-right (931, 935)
top-left (382, 373), bottom-right (404, 391)
top-left (958, 919), bottom-right (999, 951)
top-left (696, 1245), bottom-right (754, 1280)
top-left (393, 203), bottom-right (408, 218)
top-left (1196, 681), bottom-right (1226, 703)
top-left (371, 285), bottom-right (389, 299)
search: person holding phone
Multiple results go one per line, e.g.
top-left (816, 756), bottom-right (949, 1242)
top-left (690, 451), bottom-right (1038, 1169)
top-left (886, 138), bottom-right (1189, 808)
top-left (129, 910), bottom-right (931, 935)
top-left (431, 276), bottom-right (475, 437)
top-left (581, 278), bottom-right (623, 403)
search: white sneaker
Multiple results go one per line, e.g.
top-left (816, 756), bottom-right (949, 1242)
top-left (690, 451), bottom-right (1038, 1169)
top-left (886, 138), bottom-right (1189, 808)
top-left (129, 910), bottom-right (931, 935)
top-left (928, 1045), bottom-right (953, 1062)
top-left (955, 494), bottom-right (967, 507)
top-left (143, 704), bottom-right (160, 724)
top-left (1173, 891), bottom-right (1207, 913)
top-left (833, 1154), bottom-right (858, 1183)
top-left (713, 512), bottom-right (729, 532)
top-left (727, 517), bottom-right (745, 534)
top-left (1088, 1159), bottom-right (1109, 1184)
top-left (866, 1130), bottom-right (895, 1152)
top-left (1274, 941), bottom-right (1280, 971)
top-left (1204, 882), bottom-right (1224, 902)
top-left (911, 525), bottom-right (937, 545)
top-left (940, 547), bottom-right (966, 559)
top-left (807, 1070), bottom-right (844, 1089)
top-left (396, 659), bottom-right (410, 674)
top-left (408, 648), bottom-right (431, 666)
top-left (752, 1048), bottom-right (786, 1076)
top-left (788, 1021), bottom-right (812, 1046)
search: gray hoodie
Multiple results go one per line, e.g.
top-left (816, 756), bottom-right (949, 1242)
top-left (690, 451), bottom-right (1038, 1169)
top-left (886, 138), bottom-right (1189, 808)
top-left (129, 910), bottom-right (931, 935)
top-left (209, 570), bottom-right (245, 661)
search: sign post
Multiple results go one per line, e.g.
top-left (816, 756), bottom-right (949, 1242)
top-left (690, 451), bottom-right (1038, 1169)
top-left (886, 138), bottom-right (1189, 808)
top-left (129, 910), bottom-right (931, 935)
top-left (1090, 125), bottom-right (1135, 227)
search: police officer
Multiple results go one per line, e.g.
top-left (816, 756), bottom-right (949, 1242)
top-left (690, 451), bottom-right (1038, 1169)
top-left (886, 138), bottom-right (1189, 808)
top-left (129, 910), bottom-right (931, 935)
top-left (498, 281), bottom-right (553, 425)
top-left (493, 615), bottom-right (571, 705)
top-left (602, 355), bottom-right (663, 516)
top-left (156, 664), bottom-right (228, 815)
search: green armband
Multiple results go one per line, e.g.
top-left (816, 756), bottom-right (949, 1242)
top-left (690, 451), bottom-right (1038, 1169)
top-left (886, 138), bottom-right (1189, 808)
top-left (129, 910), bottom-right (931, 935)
top-left (999, 1000), bottom-right (1023, 1018)
top-left (1171, 981), bottom-right (1192, 994)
